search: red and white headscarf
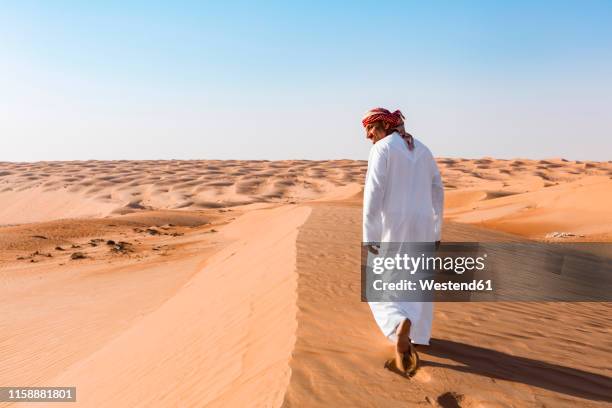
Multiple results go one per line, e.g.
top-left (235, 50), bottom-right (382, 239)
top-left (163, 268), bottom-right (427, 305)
top-left (361, 107), bottom-right (414, 150)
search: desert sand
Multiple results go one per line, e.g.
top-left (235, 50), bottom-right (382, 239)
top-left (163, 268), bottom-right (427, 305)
top-left (0, 158), bottom-right (610, 407)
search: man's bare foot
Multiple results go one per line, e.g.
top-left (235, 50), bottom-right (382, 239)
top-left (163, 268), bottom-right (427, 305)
top-left (396, 318), bottom-right (412, 353)
top-left (395, 319), bottom-right (419, 375)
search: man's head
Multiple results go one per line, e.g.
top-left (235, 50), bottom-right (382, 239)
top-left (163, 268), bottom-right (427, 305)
top-left (361, 107), bottom-right (415, 150)
top-left (361, 108), bottom-right (404, 144)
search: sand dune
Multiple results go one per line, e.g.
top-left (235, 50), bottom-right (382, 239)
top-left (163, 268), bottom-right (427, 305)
top-left (2, 158), bottom-right (609, 238)
top-left (0, 158), bottom-right (610, 407)
top-left (43, 206), bottom-right (311, 407)
top-left (0, 160), bottom-right (366, 225)
top-left (447, 175), bottom-right (612, 240)
top-left (439, 158), bottom-right (612, 240)
top-left (283, 200), bottom-right (611, 407)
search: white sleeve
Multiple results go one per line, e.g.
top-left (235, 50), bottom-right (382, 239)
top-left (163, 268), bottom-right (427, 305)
top-left (363, 145), bottom-right (388, 243)
top-left (431, 157), bottom-right (444, 241)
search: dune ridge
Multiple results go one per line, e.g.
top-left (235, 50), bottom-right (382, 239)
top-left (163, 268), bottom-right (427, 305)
top-left (1, 205), bottom-right (310, 407)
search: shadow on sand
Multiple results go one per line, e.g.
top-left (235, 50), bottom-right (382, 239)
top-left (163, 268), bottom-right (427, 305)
top-left (420, 338), bottom-right (612, 403)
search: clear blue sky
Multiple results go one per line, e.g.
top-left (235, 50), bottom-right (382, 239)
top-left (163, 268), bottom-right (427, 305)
top-left (2, 1), bottom-right (611, 161)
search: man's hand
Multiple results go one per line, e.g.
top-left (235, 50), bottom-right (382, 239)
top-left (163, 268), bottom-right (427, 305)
top-left (366, 244), bottom-right (380, 255)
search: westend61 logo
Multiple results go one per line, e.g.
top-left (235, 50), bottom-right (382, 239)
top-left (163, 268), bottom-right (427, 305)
top-left (361, 242), bottom-right (612, 302)
top-left (372, 252), bottom-right (487, 275)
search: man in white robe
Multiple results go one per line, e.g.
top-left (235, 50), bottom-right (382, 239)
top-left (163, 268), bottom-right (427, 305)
top-left (361, 108), bottom-right (444, 375)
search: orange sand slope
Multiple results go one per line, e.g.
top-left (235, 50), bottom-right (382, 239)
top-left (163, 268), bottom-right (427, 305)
top-left (0, 159), bottom-right (611, 407)
top-left (284, 200), bottom-right (611, 407)
top-left (442, 158), bottom-right (612, 240)
top-left (0, 205), bottom-right (311, 407)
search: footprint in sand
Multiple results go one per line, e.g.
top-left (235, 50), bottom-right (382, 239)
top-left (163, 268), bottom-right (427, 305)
top-left (436, 391), bottom-right (464, 408)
